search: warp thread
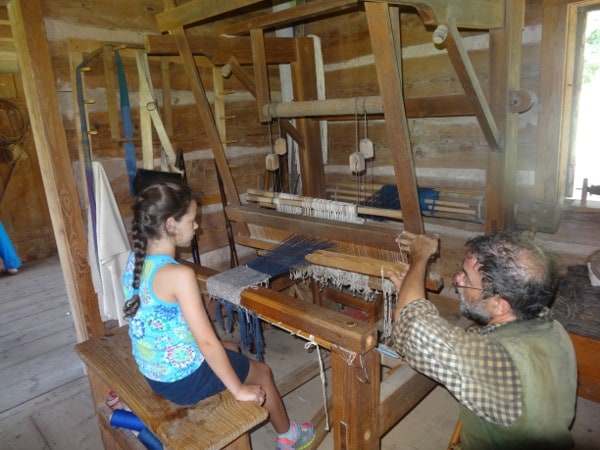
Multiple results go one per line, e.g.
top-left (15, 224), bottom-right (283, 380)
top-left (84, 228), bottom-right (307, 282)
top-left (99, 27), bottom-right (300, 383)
top-left (216, 298), bottom-right (265, 361)
top-left (291, 264), bottom-right (394, 303)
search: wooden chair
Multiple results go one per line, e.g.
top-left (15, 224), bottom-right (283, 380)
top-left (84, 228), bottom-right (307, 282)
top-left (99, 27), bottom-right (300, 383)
top-left (75, 326), bottom-right (268, 450)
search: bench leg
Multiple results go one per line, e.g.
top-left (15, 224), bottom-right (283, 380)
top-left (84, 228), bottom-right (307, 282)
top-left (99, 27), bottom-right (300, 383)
top-left (223, 433), bottom-right (251, 450)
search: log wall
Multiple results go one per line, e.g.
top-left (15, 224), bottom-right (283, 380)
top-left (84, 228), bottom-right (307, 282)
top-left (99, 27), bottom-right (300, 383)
top-left (2, 0), bottom-right (598, 289)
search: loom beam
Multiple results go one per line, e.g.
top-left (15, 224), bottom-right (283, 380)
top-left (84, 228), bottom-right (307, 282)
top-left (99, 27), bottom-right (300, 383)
top-left (193, 263), bottom-right (434, 449)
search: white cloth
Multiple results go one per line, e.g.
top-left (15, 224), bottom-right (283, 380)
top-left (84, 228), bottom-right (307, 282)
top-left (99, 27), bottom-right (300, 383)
top-left (87, 161), bottom-right (131, 325)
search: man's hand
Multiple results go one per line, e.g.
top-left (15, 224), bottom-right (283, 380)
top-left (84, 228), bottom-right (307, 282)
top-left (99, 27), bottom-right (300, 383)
top-left (397, 232), bottom-right (439, 263)
top-left (391, 232), bottom-right (440, 319)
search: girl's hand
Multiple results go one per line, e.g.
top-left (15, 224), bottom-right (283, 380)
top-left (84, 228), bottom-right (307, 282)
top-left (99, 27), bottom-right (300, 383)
top-left (234, 384), bottom-right (266, 406)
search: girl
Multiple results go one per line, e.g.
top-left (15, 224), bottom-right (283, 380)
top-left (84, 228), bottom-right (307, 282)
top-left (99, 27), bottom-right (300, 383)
top-left (122, 181), bottom-right (314, 450)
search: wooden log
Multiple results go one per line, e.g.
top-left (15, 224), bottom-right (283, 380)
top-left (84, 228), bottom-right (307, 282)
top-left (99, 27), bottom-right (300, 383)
top-left (306, 249), bottom-right (408, 278)
top-left (145, 34), bottom-right (303, 65)
top-left (250, 29), bottom-right (270, 123)
top-left (370, 0), bottom-right (504, 29)
top-left (306, 250), bottom-right (443, 292)
top-left (219, 0), bottom-right (359, 36)
top-left (365, 2), bottom-right (423, 234)
top-left (155, 0), bottom-right (264, 32)
top-left (378, 363), bottom-right (437, 437)
top-left (445, 18), bottom-right (501, 151)
top-left (226, 204), bottom-right (403, 252)
top-left (241, 287), bottom-right (378, 354)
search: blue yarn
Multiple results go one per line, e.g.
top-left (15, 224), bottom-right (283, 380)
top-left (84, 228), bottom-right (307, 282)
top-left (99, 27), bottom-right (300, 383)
top-left (362, 185), bottom-right (440, 217)
top-left (114, 50), bottom-right (137, 196)
top-left (215, 299), bottom-right (265, 361)
top-left (109, 409), bottom-right (145, 431)
top-left (418, 187), bottom-right (439, 214)
top-left (239, 310), bottom-right (249, 350)
top-left (215, 299), bottom-right (236, 333)
top-left (137, 427), bottom-right (164, 450)
top-left (252, 314), bottom-right (264, 362)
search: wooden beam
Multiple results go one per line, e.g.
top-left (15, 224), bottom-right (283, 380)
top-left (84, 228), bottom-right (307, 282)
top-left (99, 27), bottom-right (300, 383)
top-left (378, 364), bottom-right (437, 436)
top-left (144, 34), bottom-right (302, 66)
top-left (155, 0), bottom-right (264, 32)
top-left (225, 56), bottom-right (304, 146)
top-left (535, 0), bottom-right (570, 203)
top-left (250, 29), bottom-right (270, 123)
top-left (102, 45), bottom-right (121, 142)
top-left (291, 37), bottom-right (327, 198)
top-left (365, 2), bottom-right (423, 234)
top-left (225, 205), bottom-right (403, 252)
top-left (263, 93), bottom-right (534, 119)
top-left (241, 287), bottom-right (378, 354)
top-left (8, 0), bottom-right (104, 340)
top-left (445, 19), bottom-right (501, 151)
top-left (367, 0), bottom-right (504, 29)
top-left (486, 0), bottom-right (524, 231)
top-left (161, 0), bottom-right (242, 207)
top-left (331, 346), bottom-right (380, 448)
top-left (160, 57), bottom-right (173, 136)
top-left (219, 0), bottom-right (359, 36)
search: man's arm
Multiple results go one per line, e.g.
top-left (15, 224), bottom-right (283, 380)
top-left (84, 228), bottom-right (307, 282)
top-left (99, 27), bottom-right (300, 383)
top-left (388, 233), bottom-right (439, 321)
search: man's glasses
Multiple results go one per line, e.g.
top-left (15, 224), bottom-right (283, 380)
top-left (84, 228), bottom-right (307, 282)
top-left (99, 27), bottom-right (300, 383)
top-left (452, 280), bottom-right (484, 291)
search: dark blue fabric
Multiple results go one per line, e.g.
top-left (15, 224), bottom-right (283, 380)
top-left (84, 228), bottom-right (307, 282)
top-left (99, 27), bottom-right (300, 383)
top-left (145, 349), bottom-right (250, 405)
top-left (114, 50), bottom-right (137, 195)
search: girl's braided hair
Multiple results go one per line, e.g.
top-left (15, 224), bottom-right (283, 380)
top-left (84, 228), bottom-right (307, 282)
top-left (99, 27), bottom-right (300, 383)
top-left (123, 181), bottom-right (194, 318)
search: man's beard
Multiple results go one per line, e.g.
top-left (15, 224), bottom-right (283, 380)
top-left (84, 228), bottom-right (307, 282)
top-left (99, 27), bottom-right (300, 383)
top-left (458, 290), bottom-right (492, 325)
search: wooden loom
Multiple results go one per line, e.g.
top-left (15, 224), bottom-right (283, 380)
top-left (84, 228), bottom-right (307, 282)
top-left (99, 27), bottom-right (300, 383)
top-left (145, 0), bottom-right (522, 448)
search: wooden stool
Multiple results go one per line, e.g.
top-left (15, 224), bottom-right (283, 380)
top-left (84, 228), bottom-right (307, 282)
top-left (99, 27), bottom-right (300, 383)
top-left (75, 326), bottom-right (268, 449)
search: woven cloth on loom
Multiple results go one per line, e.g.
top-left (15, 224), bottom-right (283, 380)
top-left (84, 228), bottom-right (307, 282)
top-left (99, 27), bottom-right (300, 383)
top-left (206, 265), bottom-right (270, 305)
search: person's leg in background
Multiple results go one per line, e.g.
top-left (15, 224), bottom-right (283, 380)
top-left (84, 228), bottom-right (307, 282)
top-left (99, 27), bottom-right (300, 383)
top-left (0, 220), bottom-right (21, 274)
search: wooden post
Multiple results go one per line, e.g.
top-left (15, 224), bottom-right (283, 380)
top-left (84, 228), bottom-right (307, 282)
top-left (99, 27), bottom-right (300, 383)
top-left (331, 346), bottom-right (380, 449)
top-left (7, 0), bottom-right (104, 340)
top-left (291, 37), bottom-right (327, 198)
top-left (161, 0), bottom-right (242, 207)
top-left (486, 0), bottom-right (524, 231)
top-left (251, 28), bottom-right (271, 124)
top-left (365, 2), bottom-right (423, 234)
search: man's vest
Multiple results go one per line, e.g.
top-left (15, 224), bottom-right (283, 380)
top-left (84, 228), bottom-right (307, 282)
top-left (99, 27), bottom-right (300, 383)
top-left (460, 314), bottom-right (577, 450)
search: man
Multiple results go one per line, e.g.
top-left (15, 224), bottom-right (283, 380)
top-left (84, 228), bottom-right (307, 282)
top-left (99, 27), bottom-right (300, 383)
top-left (388, 230), bottom-right (577, 450)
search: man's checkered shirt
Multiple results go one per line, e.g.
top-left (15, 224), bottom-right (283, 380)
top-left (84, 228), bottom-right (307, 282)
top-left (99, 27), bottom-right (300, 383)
top-left (392, 299), bottom-right (525, 427)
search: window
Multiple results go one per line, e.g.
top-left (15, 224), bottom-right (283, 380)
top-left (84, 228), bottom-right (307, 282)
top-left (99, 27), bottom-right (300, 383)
top-left (566, 4), bottom-right (600, 200)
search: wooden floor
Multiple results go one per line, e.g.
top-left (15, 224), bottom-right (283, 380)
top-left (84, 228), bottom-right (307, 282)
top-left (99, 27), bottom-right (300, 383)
top-left (1, 256), bottom-right (599, 449)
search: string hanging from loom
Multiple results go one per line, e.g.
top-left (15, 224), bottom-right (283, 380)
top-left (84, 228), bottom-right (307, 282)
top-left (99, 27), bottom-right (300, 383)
top-left (305, 337), bottom-right (330, 431)
top-left (291, 264), bottom-right (395, 303)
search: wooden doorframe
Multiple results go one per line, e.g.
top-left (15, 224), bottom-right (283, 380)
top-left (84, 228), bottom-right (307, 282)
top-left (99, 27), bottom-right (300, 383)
top-left (5, 0), bottom-right (104, 340)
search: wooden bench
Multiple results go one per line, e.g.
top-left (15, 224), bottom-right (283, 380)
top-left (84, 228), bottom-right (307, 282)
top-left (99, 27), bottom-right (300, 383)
top-left (569, 332), bottom-right (600, 403)
top-left (75, 326), bottom-right (268, 450)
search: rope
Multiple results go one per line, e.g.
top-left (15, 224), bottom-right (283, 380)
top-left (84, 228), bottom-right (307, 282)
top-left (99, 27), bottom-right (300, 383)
top-left (304, 336), bottom-right (330, 431)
